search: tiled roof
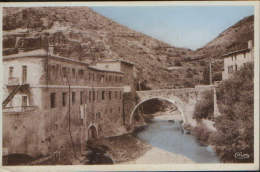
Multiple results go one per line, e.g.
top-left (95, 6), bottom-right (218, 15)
top-left (222, 48), bottom-right (250, 57)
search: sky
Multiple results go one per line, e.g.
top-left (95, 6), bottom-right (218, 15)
top-left (91, 6), bottom-right (254, 50)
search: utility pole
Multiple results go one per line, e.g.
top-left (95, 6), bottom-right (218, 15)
top-left (209, 57), bottom-right (212, 85)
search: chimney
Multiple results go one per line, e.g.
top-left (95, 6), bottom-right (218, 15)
top-left (248, 40), bottom-right (253, 50)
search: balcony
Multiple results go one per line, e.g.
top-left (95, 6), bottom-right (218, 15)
top-left (7, 77), bottom-right (29, 88)
top-left (3, 106), bottom-right (37, 114)
top-left (7, 77), bottom-right (20, 86)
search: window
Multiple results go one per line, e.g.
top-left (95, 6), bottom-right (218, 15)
top-left (85, 91), bottom-right (88, 103)
top-left (93, 91), bottom-right (95, 101)
top-left (80, 91), bottom-right (84, 104)
top-left (9, 66), bottom-right (13, 78)
top-left (72, 92), bottom-right (76, 104)
top-left (96, 112), bottom-right (101, 120)
top-left (110, 108), bottom-right (112, 113)
top-left (22, 65), bottom-right (27, 83)
top-left (78, 69), bottom-right (84, 79)
top-left (62, 92), bottom-right (67, 106)
top-left (50, 93), bottom-right (56, 108)
top-left (115, 91), bottom-right (117, 99)
top-left (109, 75), bottom-right (112, 82)
top-left (102, 91), bottom-right (105, 100)
top-left (85, 72), bottom-right (88, 80)
top-left (109, 91), bottom-right (112, 100)
top-left (62, 67), bottom-right (67, 77)
top-left (235, 64), bottom-right (238, 71)
top-left (228, 66), bottom-right (233, 73)
top-left (119, 91), bottom-right (122, 99)
top-left (52, 65), bottom-right (56, 76)
top-left (89, 73), bottom-right (91, 81)
top-left (118, 107), bottom-right (120, 113)
top-left (89, 91), bottom-right (92, 102)
top-left (72, 68), bottom-right (76, 78)
top-left (22, 96), bottom-right (28, 107)
top-left (101, 75), bottom-right (104, 83)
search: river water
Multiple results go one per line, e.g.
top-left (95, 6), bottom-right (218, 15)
top-left (136, 117), bottom-right (220, 163)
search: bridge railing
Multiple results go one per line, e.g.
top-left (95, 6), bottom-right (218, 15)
top-left (136, 85), bottom-right (215, 94)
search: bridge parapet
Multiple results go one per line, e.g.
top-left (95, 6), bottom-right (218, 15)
top-left (130, 85), bottom-right (217, 127)
top-left (136, 86), bottom-right (214, 95)
top-left (136, 86), bottom-right (214, 103)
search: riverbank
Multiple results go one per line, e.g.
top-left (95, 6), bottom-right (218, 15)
top-left (90, 111), bottom-right (196, 164)
top-left (92, 133), bottom-right (152, 163)
top-left (93, 130), bottom-right (195, 164)
top-left (123, 146), bottom-right (194, 164)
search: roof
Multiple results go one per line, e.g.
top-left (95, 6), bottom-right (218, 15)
top-left (3, 49), bottom-right (90, 66)
top-left (3, 50), bottom-right (125, 75)
top-left (98, 58), bottom-right (135, 66)
top-left (88, 66), bottom-right (124, 74)
top-left (222, 48), bottom-right (250, 57)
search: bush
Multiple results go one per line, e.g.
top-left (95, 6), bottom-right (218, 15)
top-left (174, 59), bottom-right (182, 66)
top-left (210, 62), bottom-right (254, 163)
top-left (193, 90), bottom-right (214, 121)
top-left (192, 126), bottom-right (211, 145)
top-left (213, 72), bottom-right (222, 81)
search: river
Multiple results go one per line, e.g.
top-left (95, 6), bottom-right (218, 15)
top-left (132, 114), bottom-right (220, 163)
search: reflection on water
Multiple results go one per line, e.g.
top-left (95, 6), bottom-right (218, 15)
top-left (136, 118), bottom-right (220, 163)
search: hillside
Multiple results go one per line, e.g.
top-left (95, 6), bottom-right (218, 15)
top-left (184, 15), bottom-right (254, 82)
top-left (3, 7), bottom-right (194, 89)
top-left (189, 15), bottom-right (254, 60)
top-left (2, 7), bottom-right (254, 88)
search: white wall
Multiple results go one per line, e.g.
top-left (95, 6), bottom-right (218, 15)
top-left (222, 51), bottom-right (253, 80)
top-left (3, 57), bottom-right (45, 108)
top-left (4, 57), bottom-right (45, 86)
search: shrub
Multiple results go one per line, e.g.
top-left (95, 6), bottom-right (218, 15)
top-left (193, 90), bottom-right (214, 121)
top-left (174, 59), bottom-right (182, 66)
top-left (192, 126), bottom-right (211, 145)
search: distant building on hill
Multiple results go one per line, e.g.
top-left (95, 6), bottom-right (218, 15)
top-left (222, 40), bottom-right (254, 80)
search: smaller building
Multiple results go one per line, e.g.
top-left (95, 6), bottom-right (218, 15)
top-left (222, 40), bottom-right (254, 80)
top-left (92, 58), bottom-right (136, 93)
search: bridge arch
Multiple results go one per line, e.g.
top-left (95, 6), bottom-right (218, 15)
top-left (129, 96), bottom-right (187, 125)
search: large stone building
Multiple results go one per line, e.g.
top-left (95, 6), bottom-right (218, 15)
top-left (2, 47), bottom-right (136, 158)
top-left (222, 40), bottom-right (254, 80)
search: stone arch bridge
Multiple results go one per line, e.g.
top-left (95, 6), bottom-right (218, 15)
top-left (130, 85), bottom-right (219, 127)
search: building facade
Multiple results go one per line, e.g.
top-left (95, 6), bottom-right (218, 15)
top-left (222, 40), bottom-right (254, 80)
top-left (2, 48), bottom-right (135, 158)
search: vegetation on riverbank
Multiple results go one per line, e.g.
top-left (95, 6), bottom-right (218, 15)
top-left (193, 90), bottom-right (214, 121)
top-left (191, 62), bottom-right (254, 163)
top-left (212, 62), bottom-right (254, 163)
